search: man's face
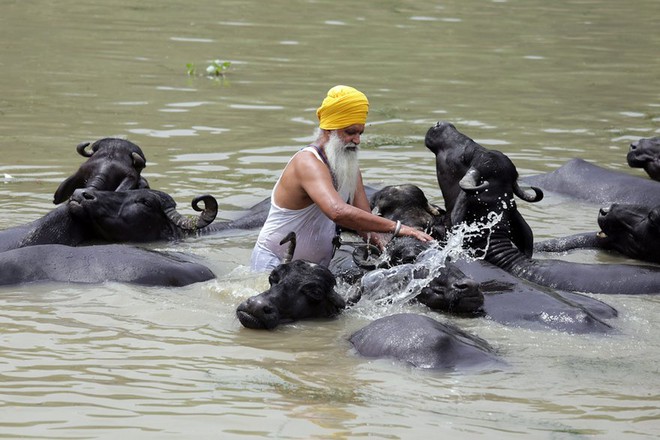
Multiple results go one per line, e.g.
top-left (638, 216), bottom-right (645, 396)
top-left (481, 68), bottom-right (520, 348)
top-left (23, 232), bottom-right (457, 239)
top-left (335, 124), bottom-right (365, 150)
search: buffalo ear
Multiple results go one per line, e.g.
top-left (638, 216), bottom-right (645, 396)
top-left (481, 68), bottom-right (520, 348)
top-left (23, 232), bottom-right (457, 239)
top-left (115, 176), bottom-right (141, 191)
top-left (329, 290), bottom-right (347, 310)
top-left (509, 209), bottom-right (534, 257)
top-left (138, 176), bottom-right (150, 189)
top-left (53, 174), bottom-right (84, 204)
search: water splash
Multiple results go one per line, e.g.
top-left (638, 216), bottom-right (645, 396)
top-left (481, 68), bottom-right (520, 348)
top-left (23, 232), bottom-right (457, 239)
top-left (347, 211), bottom-right (503, 319)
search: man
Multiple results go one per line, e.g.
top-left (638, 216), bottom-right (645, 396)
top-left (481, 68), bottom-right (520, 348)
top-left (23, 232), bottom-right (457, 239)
top-left (250, 85), bottom-right (433, 271)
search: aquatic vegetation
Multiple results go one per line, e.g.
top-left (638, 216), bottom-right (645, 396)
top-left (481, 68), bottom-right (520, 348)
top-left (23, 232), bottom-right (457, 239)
top-left (186, 59), bottom-right (232, 80)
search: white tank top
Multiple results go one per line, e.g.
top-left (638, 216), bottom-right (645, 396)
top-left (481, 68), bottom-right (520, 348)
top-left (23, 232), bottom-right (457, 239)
top-left (250, 147), bottom-right (337, 271)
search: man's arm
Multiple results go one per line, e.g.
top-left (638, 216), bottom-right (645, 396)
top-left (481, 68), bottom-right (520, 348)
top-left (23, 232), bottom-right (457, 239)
top-left (296, 154), bottom-right (433, 241)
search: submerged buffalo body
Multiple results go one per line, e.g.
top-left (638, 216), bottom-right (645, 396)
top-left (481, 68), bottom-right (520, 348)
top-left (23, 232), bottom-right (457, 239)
top-left (54, 138), bottom-right (149, 204)
top-left (627, 136), bottom-right (660, 181)
top-left (523, 158), bottom-right (660, 207)
top-left (0, 244), bottom-right (214, 287)
top-left (349, 313), bottom-right (504, 371)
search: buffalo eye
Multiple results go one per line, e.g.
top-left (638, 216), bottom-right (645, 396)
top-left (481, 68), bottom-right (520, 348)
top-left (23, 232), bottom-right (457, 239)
top-left (268, 268), bottom-right (284, 286)
top-left (301, 283), bottom-right (325, 302)
top-left (136, 197), bottom-right (152, 207)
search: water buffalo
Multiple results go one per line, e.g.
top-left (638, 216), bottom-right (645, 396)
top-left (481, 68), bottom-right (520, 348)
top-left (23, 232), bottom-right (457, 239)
top-left (450, 258), bottom-right (616, 333)
top-left (412, 259), bottom-right (484, 314)
top-left (535, 203), bottom-right (660, 265)
top-left (0, 244), bottom-right (214, 287)
top-left (53, 138), bottom-right (149, 204)
top-left (345, 184), bottom-right (617, 332)
top-left (370, 184), bottom-right (445, 239)
top-left (356, 245), bottom-right (615, 333)
top-left (438, 124), bottom-right (660, 295)
top-left (236, 233), bottom-right (346, 330)
top-left (349, 313), bottom-right (505, 371)
top-left (0, 189), bottom-right (217, 252)
top-left (425, 121), bottom-right (543, 257)
top-left (627, 136), bottom-right (660, 181)
top-left (357, 255), bottom-right (485, 316)
top-left (523, 158), bottom-right (660, 207)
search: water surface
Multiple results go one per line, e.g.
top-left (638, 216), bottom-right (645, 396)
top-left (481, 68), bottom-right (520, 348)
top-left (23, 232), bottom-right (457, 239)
top-left (1, 0), bottom-right (659, 438)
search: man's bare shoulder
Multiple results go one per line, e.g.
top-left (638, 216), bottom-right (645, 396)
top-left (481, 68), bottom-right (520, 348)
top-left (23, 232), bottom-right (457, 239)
top-left (288, 149), bottom-right (325, 176)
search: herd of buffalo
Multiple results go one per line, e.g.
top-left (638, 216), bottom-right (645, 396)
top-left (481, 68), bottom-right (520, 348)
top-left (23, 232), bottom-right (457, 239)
top-left (2, 124), bottom-right (659, 371)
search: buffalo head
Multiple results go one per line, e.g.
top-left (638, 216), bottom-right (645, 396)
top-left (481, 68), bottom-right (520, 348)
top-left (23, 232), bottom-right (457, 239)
top-left (415, 259), bottom-right (484, 315)
top-left (236, 259), bottom-right (346, 330)
top-left (54, 138), bottom-right (149, 204)
top-left (425, 122), bottom-right (542, 256)
top-left (597, 203), bottom-right (660, 264)
top-left (370, 184), bottom-right (445, 239)
top-left (627, 137), bottom-right (660, 181)
top-left (67, 188), bottom-right (217, 242)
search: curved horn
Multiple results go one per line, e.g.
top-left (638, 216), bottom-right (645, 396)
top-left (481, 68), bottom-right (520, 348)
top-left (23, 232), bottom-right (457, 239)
top-left (459, 168), bottom-right (490, 193)
top-left (279, 231), bottom-right (297, 264)
top-left (76, 142), bottom-right (93, 157)
top-left (352, 244), bottom-right (383, 270)
top-left (131, 152), bottom-right (146, 170)
top-left (191, 195), bottom-right (218, 227)
top-left (165, 194), bottom-right (218, 231)
top-left (513, 181), bottom-right (544, 202)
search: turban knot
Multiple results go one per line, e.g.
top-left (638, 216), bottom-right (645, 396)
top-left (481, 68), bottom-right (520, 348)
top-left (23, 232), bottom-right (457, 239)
top-left (316, 85), bottom-right (369, 130)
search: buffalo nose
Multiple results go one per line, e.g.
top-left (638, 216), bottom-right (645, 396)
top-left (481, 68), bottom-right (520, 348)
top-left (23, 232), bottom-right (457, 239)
top-left (248, 296), bottom-right (276, 316)
top-left (452, 278), bottom-right (479, 293)
top-left (71, 188), bottom-right (96, 201)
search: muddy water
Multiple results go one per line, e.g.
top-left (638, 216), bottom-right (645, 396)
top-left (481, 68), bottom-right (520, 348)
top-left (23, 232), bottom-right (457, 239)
top-left (1, 0), bottom-right (659, 438)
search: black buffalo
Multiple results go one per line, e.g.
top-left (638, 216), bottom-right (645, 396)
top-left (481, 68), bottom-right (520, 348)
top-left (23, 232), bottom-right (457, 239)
top-left (0, 189), bottom-right (217, 252)
top-left (345, 184), bottom-right (617, 332)
top-left (414, 259), bottom-right (484, 315)
top-left (433, 123), bottom-right (660, 295)
top-left (370, 184), bottom-right (445, 239)
top-left (349, 313), bottom-right (505, 371)
top-left (535, 203), bottom-right (660, 265)
top-left (425, 121), bottom-right (542, 257)
top-left (236, 259), bottom-right (346, 330)
top-left (627, 136), bottom-right (660, 181)
top-left (523, 158), bottom-right (660, 207)
top-left (356, 254), bottom-right (485, 316)
top-left (357, 246), bottom-right (615, 333)
top-left (236, 232), bottom-right (346, 330)
top-left (53, 138), bottom-right (149, 204)
top-left (0, 244), bottom-right (214, 287)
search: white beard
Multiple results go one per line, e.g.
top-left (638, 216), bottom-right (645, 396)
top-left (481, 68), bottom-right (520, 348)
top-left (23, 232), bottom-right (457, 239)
top-left (325, 132), bottom-right (360, 203)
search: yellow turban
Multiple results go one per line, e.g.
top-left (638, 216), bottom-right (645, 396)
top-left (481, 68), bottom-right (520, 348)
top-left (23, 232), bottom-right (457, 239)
top-left (316, 85), bottom-right (369, 130)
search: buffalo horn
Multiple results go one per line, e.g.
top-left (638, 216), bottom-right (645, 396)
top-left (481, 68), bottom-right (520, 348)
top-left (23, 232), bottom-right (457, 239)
top-left (459, 168), bottom-right (490, 192)
top-left (513, 181), bottom-right (544, 202)
top-left (165, 194), bottom-right (218, 231)
top-left (279, 231), bottom-right (297, 263)
top-left (76, 142), bottom-right (93, 157)
top-left (131, 152), bottom-right (146, 170)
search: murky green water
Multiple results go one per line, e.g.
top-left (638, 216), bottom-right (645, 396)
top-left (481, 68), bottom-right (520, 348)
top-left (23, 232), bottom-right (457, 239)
top-left (1, 0), bottom-right (659, 438)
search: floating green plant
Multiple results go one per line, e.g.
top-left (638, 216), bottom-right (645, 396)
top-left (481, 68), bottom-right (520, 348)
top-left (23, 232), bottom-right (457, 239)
top-left (186, 59), bottom-right (232, 79)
